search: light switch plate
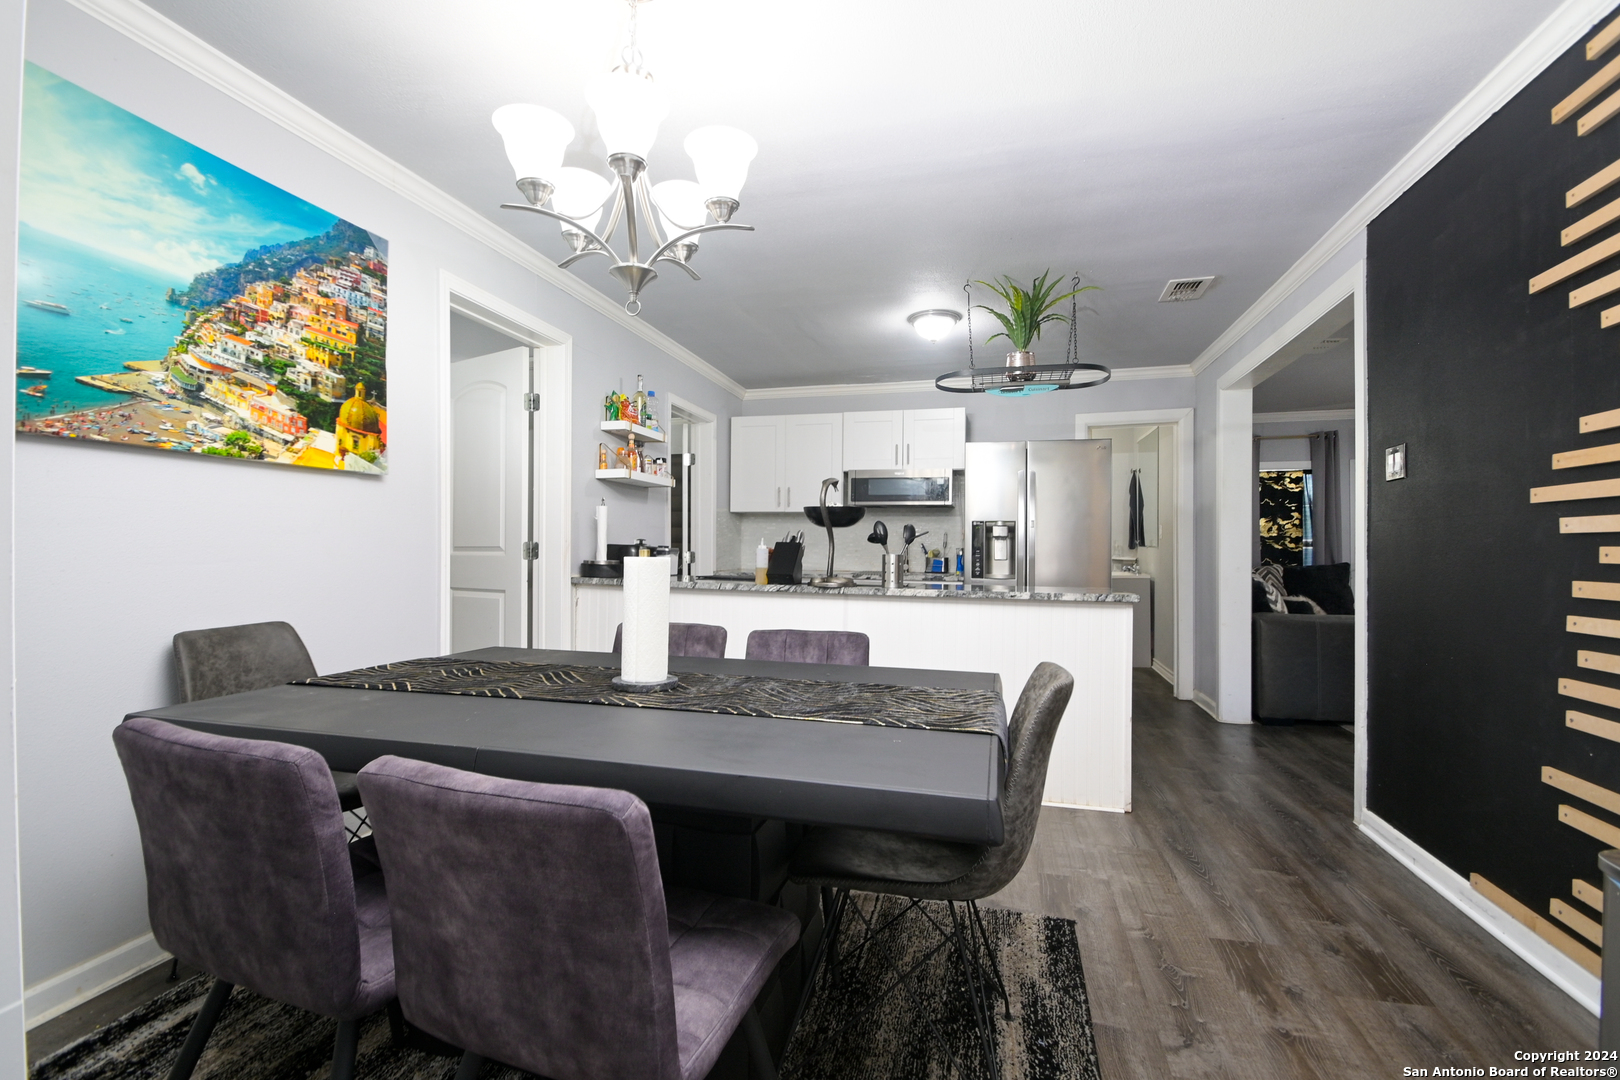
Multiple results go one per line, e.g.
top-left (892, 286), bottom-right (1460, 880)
top-left (1384, 444), bottom-right (1407, 481)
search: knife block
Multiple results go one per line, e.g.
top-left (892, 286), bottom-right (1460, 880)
top-left (766, 542), bottom-right (803, 585)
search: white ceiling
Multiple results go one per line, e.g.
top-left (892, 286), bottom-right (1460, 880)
top-left (1253, 330), bottom-right (1355, 413)
top-left (139, 0), bottom-right (1565, 389)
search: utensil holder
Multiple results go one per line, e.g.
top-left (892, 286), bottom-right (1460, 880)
top-left (767, 542), bottom-right (804, 585)
top-left (882, 552), bottom-right (905, 589)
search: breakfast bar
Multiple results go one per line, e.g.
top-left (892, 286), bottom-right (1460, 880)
top-left (572, 575), bottom-right (1138, 811)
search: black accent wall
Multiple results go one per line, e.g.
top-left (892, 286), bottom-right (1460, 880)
top-left (1368, 7), bottom-right (1620, 913)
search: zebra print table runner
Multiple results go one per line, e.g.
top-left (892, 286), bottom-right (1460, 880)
top-left (299, 658), bottom-right (1005, 738)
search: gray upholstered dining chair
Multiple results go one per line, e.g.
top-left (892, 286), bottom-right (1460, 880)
top-left (786, 661), bottom-right (1074, 1078)
top-left (357, 756), bottom-right (801, 1080)
top-left (172, 621), bottom-right (364, 814)
top-left (113, 717), bottom-right (396, 1080)
top-left (611, 621), bottom-right (729, 659)
top-left (744, 629), bottom-right (870, 666)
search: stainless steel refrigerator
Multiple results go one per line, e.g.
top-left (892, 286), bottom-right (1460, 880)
top-left (964, 440), bottom-right (1112, 591)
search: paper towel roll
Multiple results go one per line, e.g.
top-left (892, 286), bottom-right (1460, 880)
top-left (620, 554), bottom-right (670, 684)
top-left (595, 503), bottom-right (609, 562)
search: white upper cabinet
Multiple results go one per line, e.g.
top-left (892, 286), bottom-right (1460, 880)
top-left (842, 410), bottom-right (904, 470)
top-left (782, 413), bottom-right (843, 510)
top-left (903, 407), bottom-right (967, 470)
top-left (730, 416), bottom-right (784, 513)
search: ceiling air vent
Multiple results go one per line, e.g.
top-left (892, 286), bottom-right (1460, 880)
top-left (1157, 276), bottom-right (1216, 302)
top-left (1305, 336), bottom-right (1348, 354)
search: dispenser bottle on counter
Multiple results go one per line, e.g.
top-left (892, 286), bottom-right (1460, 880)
top-left (755, 539), bottom-right (769, 585)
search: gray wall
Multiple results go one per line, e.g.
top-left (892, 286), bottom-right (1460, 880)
top-left (14, 0), bottom-right (745, 1004)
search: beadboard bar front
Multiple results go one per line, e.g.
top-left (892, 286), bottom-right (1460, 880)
top-left (572, 581), bottom-right (1135, 812)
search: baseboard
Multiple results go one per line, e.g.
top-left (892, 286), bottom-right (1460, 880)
top-left (1041, 799), bottom-right (1127, 814)
top-left (24, 933), bottom-right (169, 1029)
top-left (1358, 810), bottom-right (1600, 1016)
top-left (1193, 690), bottom-right (1220, 720)
top-left (1151, 658), bottom-right (1175, 686)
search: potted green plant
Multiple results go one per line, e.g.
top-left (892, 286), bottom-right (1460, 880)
top-left (976, 270), bottom-right (1098, 374)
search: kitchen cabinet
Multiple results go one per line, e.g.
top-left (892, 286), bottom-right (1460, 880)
top-left (841, 407), bottom-right (965, 471)
top-left (843, 411), bottom-right (904, 470)
top-left (729, 413), bottom-right (843, 512)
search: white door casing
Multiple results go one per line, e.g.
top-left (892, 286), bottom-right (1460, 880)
top-left (450, 347), bottom-right (529, 651)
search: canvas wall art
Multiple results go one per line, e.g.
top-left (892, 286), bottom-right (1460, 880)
top-left (15, 63), bottom-right (389, 473)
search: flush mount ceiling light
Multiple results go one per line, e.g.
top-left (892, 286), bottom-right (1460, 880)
top-left (935, 277), bottom-right (1111, 396)
top-left (492, 0), bottom-right (756, 315)
top-left (907, 309), bottom-right (961, 342)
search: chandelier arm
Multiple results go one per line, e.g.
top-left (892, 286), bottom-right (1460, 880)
top-left (654, 256), bottom-right (702, 280)
top-left (499, 203), bottom-right (622, 262)
top-left (558, 248), bottom-right (613, 270)
top-left (647, 222), bottom-right (755, 265)
top-left (635, 173), bottom-right (669, 250)
top-left (618, 172), bottom-right (642, 264)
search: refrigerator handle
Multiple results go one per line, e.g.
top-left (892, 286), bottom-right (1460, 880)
top-left (1015, 468), bottom-right (1028, 590)
top-left (1026, 470), bottom-right (1036, 590)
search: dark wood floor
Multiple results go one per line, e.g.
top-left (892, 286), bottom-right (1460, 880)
top-left (987, 669), bottom-right (1597, 1078)
top-left (27, 671), bottom-right (1599, 1076)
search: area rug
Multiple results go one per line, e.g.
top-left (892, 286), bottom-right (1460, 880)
top-left (30, 899), bottom-right (1098, 1080)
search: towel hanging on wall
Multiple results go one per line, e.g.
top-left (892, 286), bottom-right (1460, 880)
top-left (1128, 469), bottom-right (1146, 550)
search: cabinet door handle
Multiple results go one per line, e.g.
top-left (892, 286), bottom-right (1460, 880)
top-left (786, 486), bottom-right (790, 507)
top-left (894, 444), bottom-right (898, 465)
top-left (906, 443), bottom-right (911, 465)
top-left (776, 486), bottom-right (781, 509)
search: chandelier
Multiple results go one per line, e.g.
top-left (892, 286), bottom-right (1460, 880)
top-left (492, 0), bottom-right (757, 315)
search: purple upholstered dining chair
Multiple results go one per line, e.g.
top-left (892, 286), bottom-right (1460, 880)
top-left (744, 629), bottom-right (870, 667)
top-left (357, 756), bottom-right (800, 1080)
top-left (611, 621), bottom-right (729, 659)
top-left (113, 717), bottom-right (395, 1080)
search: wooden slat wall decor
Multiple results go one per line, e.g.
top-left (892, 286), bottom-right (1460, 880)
top-left (1560, 514), bottom-right (1620, 532)
top-left (1567, 708), bottom-right (1620, 743)
top-left (1577, 87), bottom-right (1620, 136)
top-left (1529, 232), bottom-right (1620, 293)
top-left (1575, 878), bottom-right (1606, 911)
top-left (1531, 477), bottom-right (1620, 502)
top-left (1577, 649), bottom-right (1620, 673)
top-left (1568, 157), bottom-right (1620, 207)
top-left (1542, 764), bottom-right (1620, 814)
top-left (1561, 803), bottom-right (1620, 847)
top-left (1603, 546), bottom-right (1620, 562)
top-left (1571, 266), bottom-right (1620, 306)
top-left (1558, 677), bottom-right (1620, 708)
top-left (1573, 580), bottom-right (1620, 601)
top-left (1591, 12), bottom-right (1620, 62)
top-left (1555, 55), bottom-right (1620, 125)
top-left (1602, 304), bottom-right (1620, 328)
top-left (1581, 406), bottom-right (1620, 432)
top-left (1472, 874), bottom-right (1602, 975)
top-left (1567, 614), bottom-right (1620, 637)
top-left (1564, 192), bottom-right (1620, 245)
top-left (1551, 898), bottom-right (1604, 945)
top-left (1553, 442), bottom-right (1620, 468)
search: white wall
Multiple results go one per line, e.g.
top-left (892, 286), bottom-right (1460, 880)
top-left (12, 0), bottom-right (744, 1014)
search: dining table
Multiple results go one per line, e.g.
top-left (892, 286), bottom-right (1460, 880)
top-left (123, 646), bottom-right (1009, 846)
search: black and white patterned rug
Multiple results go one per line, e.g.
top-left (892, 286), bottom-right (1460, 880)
top-left (31, 899), bottom-right (1099, 1080)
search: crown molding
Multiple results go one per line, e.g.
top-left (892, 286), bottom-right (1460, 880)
top-left (61, 0), bottom-right (747, 400)
top-left (1187, 0), bottom-right (1619, 379)
top-left (1253, 409), bottom-right (1355, 423)
top-left (741, 362), bottom-right (1193, 400)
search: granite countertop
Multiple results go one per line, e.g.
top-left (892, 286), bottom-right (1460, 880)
top-left (571, 575), bottom-right (1139, 604)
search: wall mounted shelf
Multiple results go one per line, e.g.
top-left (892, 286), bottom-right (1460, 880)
top-left (596, 468), bottom-right (674, 489)
top-left (600, 420), bottom-right (665, 444)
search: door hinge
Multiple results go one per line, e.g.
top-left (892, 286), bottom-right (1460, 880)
top-left (523, 392), bottom-right (541, 412)
top-left (521, 541), bottom-right (539, 560)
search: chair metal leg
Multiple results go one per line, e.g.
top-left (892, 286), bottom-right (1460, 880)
top-left (949, 902), bottom-right (1000, 1080)
top-left (455, 1051), bottom-right (486, 1080)
top-left (386, 999), bottom-right (406, 1047)
top-left (329, 1019), bottom-right (360, 1080)
top-left (968, 900), bottom-right (1013, 1021)
top-left (741, 1005), bottom-right (780, 1080)
top-left (166, 957), bottom-right (180, 982)
top-left (787, 887), bottom-right (848, 1045)
top-left (167, 978), bottom-right (233, 1080)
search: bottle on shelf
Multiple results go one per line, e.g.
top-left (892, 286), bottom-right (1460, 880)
top-left (644, 390), bottom-right (661, 434)
top-left (598, 443), bottom-right (609, 469)
top-left (633, 375), bottom-right (649, 431)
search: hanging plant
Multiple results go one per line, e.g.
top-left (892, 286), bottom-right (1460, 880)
top-left (974, 270), bottom-right (1098, 352)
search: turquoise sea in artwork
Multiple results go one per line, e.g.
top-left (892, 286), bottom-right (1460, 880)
top-left (15, 223), bottom-right (188, 417)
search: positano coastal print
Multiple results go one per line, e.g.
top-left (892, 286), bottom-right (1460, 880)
top-left (15, 63), bottom-right (388, 473)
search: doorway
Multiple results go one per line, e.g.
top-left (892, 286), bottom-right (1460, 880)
top-left (439, 275), bottom-right (573, 653)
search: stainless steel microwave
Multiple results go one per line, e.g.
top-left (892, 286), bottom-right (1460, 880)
top-left (844, 469), bottom-right (954, 506)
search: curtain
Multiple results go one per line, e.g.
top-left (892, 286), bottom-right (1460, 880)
top-left (1252, 436), bottom-right (1262, 566)
top-left (1309, 430), bottom-right (1342, 565)
top-left (1127, 470), bottom-right (1146, 549)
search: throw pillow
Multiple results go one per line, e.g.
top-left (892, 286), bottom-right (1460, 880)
top-left (1284, 596), bottom-right (1326, 615)
top-left (1252, 563), bottom-right (1287, 613)
top-left (1282, 562), bottom-right (1354, 615)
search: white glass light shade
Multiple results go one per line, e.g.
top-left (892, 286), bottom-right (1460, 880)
top-left (551, 167), bottom-right (613, 223)
top-left (491, 104), bottom-right (574, 184)
top-left (586, 69), bottom-right (670, 159)
top-left (651, 179), bottom-right (709, 237)
top-left (683, 126), bottom-right (758, 201)
top-left (909, 310), bottom-right (961, 343)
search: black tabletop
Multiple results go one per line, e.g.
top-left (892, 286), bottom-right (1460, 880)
top-left (126, 647), bottom-right (1007, 845)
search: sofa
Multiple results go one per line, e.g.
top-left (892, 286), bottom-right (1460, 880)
top-left (1252, 562), bottom-right (1354, 724)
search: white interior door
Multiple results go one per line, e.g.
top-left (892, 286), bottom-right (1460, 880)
top-left (450, 347), bottom-right (529, 651)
